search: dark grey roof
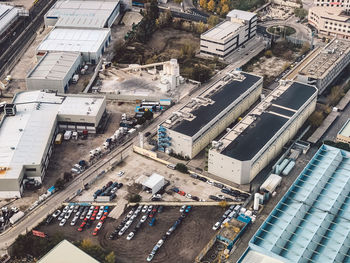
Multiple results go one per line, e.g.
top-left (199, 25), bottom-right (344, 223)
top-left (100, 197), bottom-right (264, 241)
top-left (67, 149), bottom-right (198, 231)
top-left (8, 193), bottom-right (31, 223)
top-left (171, 73), bottom-right (262, 137)
top-left (221, 82), bottom-right (317, 161)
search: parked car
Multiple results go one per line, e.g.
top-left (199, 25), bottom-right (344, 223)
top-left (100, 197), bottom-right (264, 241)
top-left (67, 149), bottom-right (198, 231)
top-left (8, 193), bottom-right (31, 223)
top-left (118, 226), bottom-right (127, 236)
top-left (52, 210), bottom-right (61, 218)
top-left (156, 239), bottom-right (164, 248)
top-left (71, 216), bottom-right (78, 226)
top-left (46, 215), bottom-right (53, 225)
top-left (171, 187), bottom-right (179, 193)
top-left (166, 163), bottom-right (176, 170)
top-left (180, 205), bottom-right (186, 213)
top-left (185, 206), bottom-right (191, 213)
top-left (126, 232), bottom-right (135, 240)
top-left (212, 221), bottom-right (221, 230)
top-left (149, 218), bottom-right (156, 226)
top-left (185, 193), bottom-right (192, 199)
top-left (198, 176), bottom-right (207, 182)
top-left (59, 219), bottom-right (67, 226)
top-left (147, 253), bottom-right (154, 262)
top-left (157, 206), bottom-right (164, 213)
top-left (117, 171), bottom-right (125, 177)
top-left (189, 173), bottom-right (199, 179)
top-left (142, 205), bottom-right (148, 213)
top-left (77, 221), bottom-right (86, 231)
top-left (147, 206), bottom-right (153, 213)
top-left (141, 215), bottom-right (147, 223)
top-left (178, 191), bottom-right (186, 196)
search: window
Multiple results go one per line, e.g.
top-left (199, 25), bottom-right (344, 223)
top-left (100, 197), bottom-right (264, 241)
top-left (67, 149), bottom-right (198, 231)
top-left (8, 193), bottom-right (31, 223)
top-left (26, 168), bottom-right (37, 172)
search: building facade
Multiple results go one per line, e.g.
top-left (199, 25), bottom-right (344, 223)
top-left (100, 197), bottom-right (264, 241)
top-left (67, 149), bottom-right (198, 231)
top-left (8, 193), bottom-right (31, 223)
top-left (314, 0), bottom-right (350, 10)
top-left (208, 81), bottom-right (318, 185)
top-left (200, 10), bottom-right (257, 59)
top-left (239, 144), bottom-right (350, 263)
top-left (26, 52), bottom-right (82, 93)
top-left (336, 118), bottom-right (350, 144)
top-left (309, 6), bottom-right (350, 39)
top-left (158, 71), bottom-right (263, 159)
top-left (0, 91), bottom-right (106, 198)
top-left (296, 38), bottom-right (350, 93)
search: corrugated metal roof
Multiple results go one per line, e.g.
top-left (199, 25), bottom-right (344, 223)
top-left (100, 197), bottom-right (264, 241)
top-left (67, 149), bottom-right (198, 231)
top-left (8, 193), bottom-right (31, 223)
top-left (37, 28), bottom-right (110, 53)
top-left (38, 240), bottom-right (99, 263)
top-left (245, 144), bottom-right (350, 263)
top-left (227, 9), bottom-right (256, 21)
top-left (338, 118), bottom-right (350, 137)
top-left (0, 4), bottom-right (19, 35)
top-left (27, 52), bottom-right (81, 80)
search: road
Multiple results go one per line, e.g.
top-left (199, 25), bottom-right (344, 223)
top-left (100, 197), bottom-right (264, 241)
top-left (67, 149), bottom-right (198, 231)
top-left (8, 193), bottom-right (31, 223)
top-left (0, 42), bottom-right (264, 254)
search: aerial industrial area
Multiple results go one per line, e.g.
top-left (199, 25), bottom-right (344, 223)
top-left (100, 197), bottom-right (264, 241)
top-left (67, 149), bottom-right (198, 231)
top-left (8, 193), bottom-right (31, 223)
top-left (0, 0), bottom-right (350, 262)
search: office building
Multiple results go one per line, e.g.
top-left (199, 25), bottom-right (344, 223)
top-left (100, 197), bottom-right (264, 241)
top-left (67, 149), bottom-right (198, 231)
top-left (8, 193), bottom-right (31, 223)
top-left (158, 71), bottom-right (263, 159)
top-left (200, 10), bottom-right (257, 59)
top-left (336, 118), bottom-right (350, 144)
top-left (239, 144), bottom-right (350, 263)
top-left (208, 81), bottom-right (317, 185)
top-left (296, 38), bottom-right (350, 93)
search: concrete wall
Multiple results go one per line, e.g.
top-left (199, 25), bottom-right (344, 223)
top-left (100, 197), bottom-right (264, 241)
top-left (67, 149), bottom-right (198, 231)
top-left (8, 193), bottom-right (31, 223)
top-left (165, 129), bottom-right (193, 158)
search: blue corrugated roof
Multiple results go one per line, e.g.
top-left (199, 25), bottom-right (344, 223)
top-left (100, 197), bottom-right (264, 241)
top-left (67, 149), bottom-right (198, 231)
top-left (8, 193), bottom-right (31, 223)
top-left (240, 145), bottom-right (350, 263)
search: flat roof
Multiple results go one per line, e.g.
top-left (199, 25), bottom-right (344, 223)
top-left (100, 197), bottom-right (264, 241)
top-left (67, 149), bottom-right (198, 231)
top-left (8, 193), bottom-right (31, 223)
top-left (58, 96), bottom-right (105, 117)
top-left (201, 20), bottom-right (242, 41)
top-left (239, 248), bottom-right (283, 263)
top-left (38, 240), bottom-right (99, 263)
top-left (227, 9), bottom-right (256, 21)
top-left (0, 4), bottom-right (19, 35)
top-left (338, 118), bottom-right (350, 137)
top-left (27, 52), bottom-right (81, 81)
top-left (247, 145), bottom-right (350, 263)
top-left (143, 173), bottom-right (164, 188)
top-left (310, 6), bottom-right (350, 22)
top-left (47, 0), bottom-right (119, 28)
top-left (37, 28), bottom-right (110, 53)
top-left (0, 91), bottom-right (105, 180)
top-left (299, 38), bottom-right (350, 79)
top-left (216, 81), bottom-right (317, 161)
top-left (164, 72), bottom-right (262, 138)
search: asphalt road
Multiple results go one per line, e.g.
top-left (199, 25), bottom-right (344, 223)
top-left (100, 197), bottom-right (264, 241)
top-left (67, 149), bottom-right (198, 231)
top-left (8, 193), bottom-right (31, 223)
top-left (0, 44), bottom-right (264, 254)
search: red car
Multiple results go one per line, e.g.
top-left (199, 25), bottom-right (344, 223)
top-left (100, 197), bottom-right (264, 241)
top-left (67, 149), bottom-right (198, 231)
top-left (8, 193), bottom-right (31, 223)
top-left (100, 215), bottom-right (107, 222)
top-left (91, 213), bottom-right (97, 221)
top-left (178, 191), bottom-right (186, 196)
top-left (78, 221), bottom-right (86, 231)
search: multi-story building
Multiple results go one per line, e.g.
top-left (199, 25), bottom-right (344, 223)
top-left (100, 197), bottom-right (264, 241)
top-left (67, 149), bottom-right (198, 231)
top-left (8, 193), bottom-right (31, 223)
top-left (158, 71), bottom-right (263, 159)
top-left (336, 118), bottom-right (350, 144)
top-left (239, 144), bottom-right (350, 263)
top-left (296, 38), bottom-right (350, 93)
top-left (200, 10), bottom-right (257, 59)
top-left (208, 81), bottom-right (317, 185)
top-left (0, 91), bottom-right (106, 198)
top-left (314, 0), bottom-right (350, 10)
top-left (309, 6), bottom-right (350, 39)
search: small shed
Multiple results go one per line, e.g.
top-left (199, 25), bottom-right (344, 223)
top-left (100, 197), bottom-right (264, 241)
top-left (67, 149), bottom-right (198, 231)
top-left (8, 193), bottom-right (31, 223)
top-left (142, 173), bottom-right (164, 194)
top-left (260, 174), bottom-right (282, 194)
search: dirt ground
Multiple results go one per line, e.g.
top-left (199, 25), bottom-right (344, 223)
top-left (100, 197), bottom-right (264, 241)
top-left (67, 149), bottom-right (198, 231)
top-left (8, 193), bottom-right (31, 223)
top-left (38, 206), bottom-right (224, 263)
top-left (249, 56), bottom-right (287, 79)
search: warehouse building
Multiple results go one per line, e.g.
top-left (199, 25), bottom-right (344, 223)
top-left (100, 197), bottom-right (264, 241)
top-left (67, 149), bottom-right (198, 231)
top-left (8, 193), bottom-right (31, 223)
top-left (44, 0), bottom-right (120, 29)
top-left (208, 81), bottom-right (317, 185)
top-left (336, 118), bottom-right (350, 144)
top-left (239, 144), bottom-right (350, 263)
top-left (296, 38), bottom-right (350, 93)
top-left (308, 6), bottom-right (350, 39)
top-left (0, 4), bottom-right (21, 37)
top-left (200, 10), bottom-right (257, 59)
top-left (0, 91), bottom-right (106, 198)
top-left (37, 28), bottom-right (111, 64)
top-left (26, 52), bottom-right (82, 93)
top-left (158, 71), bottom-right (263, 159)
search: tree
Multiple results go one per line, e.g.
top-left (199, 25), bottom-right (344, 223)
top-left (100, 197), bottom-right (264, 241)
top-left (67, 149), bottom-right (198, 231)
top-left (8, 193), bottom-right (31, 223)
top-left (294, 8), bottom-right (307, 19)
top-left (175, 163), bottom-right (188, 173)
top-left (220, 0), bottom-right (228, 6)
top-left (54, 178), bottom-right (65, 190)
top-left (143, 110), bottom-right (153, 120)
top-left (301, 42), bottom-right (310, 55)
top-left (207, 0), bottom-right (215, 12)
top-left (128, 194), bottom-right (142, 202)
top-left (308, 111), bottom-right (324, 127)
top-left (327, 85), bottom-right (344, 105)
top-left (220, 4), bottom-right (229, 15)
top-left (195, 21), bottom-right (207, 34)
top-left (264, 50), bottom-right (272, 58)
top-left (199, 0), bottom-right (207, 9)
top-left (219, 200), bottom-right (228, 208)
top-left (63, 172), bottom-right (73, 182)
top-left (208, 15), bottom-right (220, 27)
top-left (78, 239), bottom-right (106, 262)
top-left (104, 252), bottom-right (116, 263)
top-left (180, 44), bottom-right (195, 59)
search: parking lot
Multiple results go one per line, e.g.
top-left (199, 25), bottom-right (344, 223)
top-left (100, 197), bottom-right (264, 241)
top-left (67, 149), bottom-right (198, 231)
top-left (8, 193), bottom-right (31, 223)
top-left (38, 205), bottom-right (224, 263)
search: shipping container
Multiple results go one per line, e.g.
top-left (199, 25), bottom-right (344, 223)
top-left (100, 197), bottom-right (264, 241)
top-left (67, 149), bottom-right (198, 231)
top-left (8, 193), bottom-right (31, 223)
top-left (55, 133), bottom-right (63, 144)
top-left (9, 211), bottom-right (24, 224)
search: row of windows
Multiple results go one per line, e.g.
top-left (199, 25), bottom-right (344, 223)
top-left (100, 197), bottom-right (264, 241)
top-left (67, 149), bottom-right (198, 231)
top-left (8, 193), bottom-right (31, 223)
top-left (325, 21), bottom-right (350, 28)
top-left (325, 26), bottom-right (350, 33)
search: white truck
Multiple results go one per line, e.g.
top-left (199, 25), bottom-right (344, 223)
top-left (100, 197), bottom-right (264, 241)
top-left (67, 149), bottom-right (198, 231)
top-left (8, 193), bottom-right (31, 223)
top-left (64, 131), bottom-right (72, 140)
top-left (9, 211), bottom-right (24, 225)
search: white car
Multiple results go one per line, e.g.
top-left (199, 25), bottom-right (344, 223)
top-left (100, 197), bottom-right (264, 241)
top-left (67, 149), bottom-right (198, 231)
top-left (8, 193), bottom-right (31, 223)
top-left (147, 206), bottom-right (153, 213)
top-left (142, 205), bottom-right (148, 213)
top-left (180, 205), bottom-right (186, 213)
top-left (140, 215), bottom-right (147, 223)
top-left (96, 211), bottom-right (103, 220)
top-left (146, 253), bottom-right (154, 262)
top-left (62, 206), bottom-right (69, 213)
top-left (117, 171), bottom-right (125, 177)
top-left (96, 222), bottom-right (103, 230)
top-left (118, 226), bottom-right (127, 236)
top-left (125, 220), bottom-right (132, 228)
top-left (52, 210), bottom-right (61, 218)
top-left (156, 239), bottom-right (164, 248)
top-left (136, 205), bottom-right (142, 213)
top-left (207, 180), bottom-right (214, 185)
top-left (59, 219), bottom-right (67, 226)
top-left (185, 193), bottom-right (192, 199)
top-left (64, 211), bottom-right (72, 219)
top-left (127, 210), bottom-right (133, 218)
top-left (126, 232), bottom-right (135, 240)
top-left (212, 221), bottom-right (221, 230)
top-left (68, 205), bottom-right (74, 213)
top-left (71, 217), bottom-right (78, 226)
top-left (99, 206), bottom-right (104, 213)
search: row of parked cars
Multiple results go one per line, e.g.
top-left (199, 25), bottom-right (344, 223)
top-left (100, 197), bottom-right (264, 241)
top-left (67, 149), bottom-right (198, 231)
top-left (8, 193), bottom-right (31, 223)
top-left (212, 204), bottom-right (245, 230)
top-left (146, 205), bottom-right (192, 262)
top-left (170, 187), bottom-right (203, 202)
top-left (93, 181), bottom-right (123, 200)
top-left (49, 205), bottom-right (109, 236)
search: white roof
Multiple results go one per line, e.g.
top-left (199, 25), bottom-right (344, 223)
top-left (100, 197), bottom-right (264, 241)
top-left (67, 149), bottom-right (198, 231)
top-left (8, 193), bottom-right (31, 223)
top-left (143, 173), bottom-right (164, 188)
top-left (0, 91), bottom-right (106, 180)
top-left (0, 91), bottom-right (63, 179)
top-left (58, 96), bottom-right (105, 117)
top-left (38, 240), bottom-right (99, 263)
top-left (0, 4), bottom-right (19, 35)
top-left (227, 9), bottom-right (256, 21)
top-left (37, 28), bottom-right (110, 53)
top-left (260, 173), bottom-right (282, 193)
top-left (240, 249), bottom-right (283, 263)
top-left (27, 52), bottom-right (81, 81)
top-left (202, 21), bottom-right (241, 41)
top-left (338, 119), bottom-right (350, 137)
top-left (47, 0), bottom-right (119, 28)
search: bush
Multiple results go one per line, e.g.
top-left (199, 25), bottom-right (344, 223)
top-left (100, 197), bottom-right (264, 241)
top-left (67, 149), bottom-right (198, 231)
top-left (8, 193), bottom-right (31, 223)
top-left (175, 163), bottom-right (188, 173)
top-left (128, 194), bottom-right (142, 202)
top-left (264, 50), bottom-right (272, 58)
top-left (54, 178), bottom-right (65, 190)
